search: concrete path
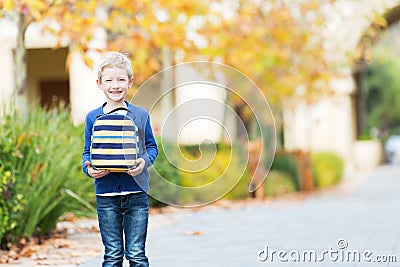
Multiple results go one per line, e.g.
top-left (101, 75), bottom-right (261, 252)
top-left (78, 165), bottom-right (400, 267)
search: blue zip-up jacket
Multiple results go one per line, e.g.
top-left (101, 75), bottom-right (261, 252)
top-left (82, 101), bottom-right (158, 194)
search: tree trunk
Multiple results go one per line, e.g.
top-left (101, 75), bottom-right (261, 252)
top-left (14, 12), bottom-right (29, 111)
top-left (160, 46), bottom-right (175, 140)
top-left (352, 60), bottom-right (368, 138)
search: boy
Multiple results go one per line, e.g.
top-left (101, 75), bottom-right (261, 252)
top-left (82, 51), bottom-right (158, 267)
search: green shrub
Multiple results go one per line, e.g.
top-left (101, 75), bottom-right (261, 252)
top-left (149, 141), bottom-right (249, 206)
top-left (358, 132), bottom-right (372, 140)
top-left (0, 167), bottom-right (24, 247)
top-left (0, 104), bottom-right (94, 248)
top-left (178, 142), bottom-right (249, 205)
top-left (311, 152), bottom-right (344, 188)
top-left (148, 138), bottom-right (182, 207)
top-left (222, 167), bottom-right (249, 200)
top-left (264, 170), bottom-right (297, 197)
top-left (270, 153), bottom-right (300, 190)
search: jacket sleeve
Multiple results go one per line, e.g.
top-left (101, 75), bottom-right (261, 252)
top-left (142, 116), bottom-right (158, 168)
top-left (82, 115), bottom-right (93, 177)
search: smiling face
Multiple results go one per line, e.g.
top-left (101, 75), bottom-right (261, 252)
top-left (97, 66), bottom-right (134, 105)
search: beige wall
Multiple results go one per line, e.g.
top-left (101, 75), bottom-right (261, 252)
top-left (69, 51), bottom-right (105, 125)
top-left (0, 44), bottom-right (15, 113)
top-left (27, 48), bottom-right (69, 105)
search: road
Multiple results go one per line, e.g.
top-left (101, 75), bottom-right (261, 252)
top-left (79, 165), bottom-right (400, 267)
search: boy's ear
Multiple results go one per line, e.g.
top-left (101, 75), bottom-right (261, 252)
top-left (128, 77), bottom-right (134, 88)
top-left (96, 79), bottom-right (101, 88)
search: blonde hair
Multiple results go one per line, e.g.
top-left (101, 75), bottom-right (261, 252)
top-left (97, 52), bottom-right (133, 81)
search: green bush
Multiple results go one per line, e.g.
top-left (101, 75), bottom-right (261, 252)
top-left (149, 140), bottom-right (249, 206)
top-left (178, 142), bottom-right (249, 205)
top-left (0, 105), bottom-right (94, 248)
top-left (148, 138), bottom-right (182, 207)
top-left (311, 152), bottom-right (344, 188)
top-left (264, 170), bottom-right (297, 197)
top-left (270, 153), bottom-right (300, 190)
top-left (0, 167), bottom-right (24, 247)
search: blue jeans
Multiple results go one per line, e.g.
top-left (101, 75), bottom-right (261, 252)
top-left (96, 193), bottom-right (149, 267)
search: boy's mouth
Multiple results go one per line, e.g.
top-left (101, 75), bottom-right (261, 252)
top-left (110, 90), bottom-right (123, 95)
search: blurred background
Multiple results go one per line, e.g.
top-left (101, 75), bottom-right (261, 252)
top-left (1, 0), bottom-right (400, 261)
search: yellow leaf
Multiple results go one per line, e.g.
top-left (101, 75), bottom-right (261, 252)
top-left (373, 13), bottom-right (387, 28)
top-left (1, 0), bottom-right (14, 12)
top-left (82, 53), bottom-right (94, 69)
top-left (184, 231), bottom-right (203, 236)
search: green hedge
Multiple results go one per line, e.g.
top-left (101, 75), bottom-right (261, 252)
top-left (149, 141), bottom-right (249, 206)
top-left (311, 152), bottom-right (344, 188)
top-left (269, 151), bottom-right (344, 193)
top-left (0, 105), bottom-right (94, 248)
top-left (150, 147), bottom-right (344, 202)
top-left (133, 137), bottom-right (248, 207)
top-left (264, 170), bottom-right (297, 197)
top-left (148, 138), bottom-right (182, 207)
top-left (176, 142), bottom-right (248, 205)
top-left (270, 153), bottom-right (300, 190)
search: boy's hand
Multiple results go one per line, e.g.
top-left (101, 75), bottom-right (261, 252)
top-left (126, 158), bottom-right (145, 176)
top-left (85, 161), bottom-right (110, 178)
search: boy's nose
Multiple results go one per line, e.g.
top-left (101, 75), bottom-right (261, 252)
top-left (112, 80), bottom-right (119, 88)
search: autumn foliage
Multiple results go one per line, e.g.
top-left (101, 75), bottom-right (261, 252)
top-left (0, 0), bottom-right (337, 104)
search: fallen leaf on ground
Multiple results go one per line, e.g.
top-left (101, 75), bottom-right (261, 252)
top-left (184, 231), bottom-right (203, 236)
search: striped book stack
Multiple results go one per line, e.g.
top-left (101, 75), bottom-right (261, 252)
top-left (90, 113), bottom-right (139, 172)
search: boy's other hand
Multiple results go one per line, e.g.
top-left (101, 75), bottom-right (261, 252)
top-left (85, 161), bottom-right (110, 178)
top-left (126, 158), bottom-right (145, 176)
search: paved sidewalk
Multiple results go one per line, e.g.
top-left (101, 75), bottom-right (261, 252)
top-left (79, 165), bottom-right (400, 267)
